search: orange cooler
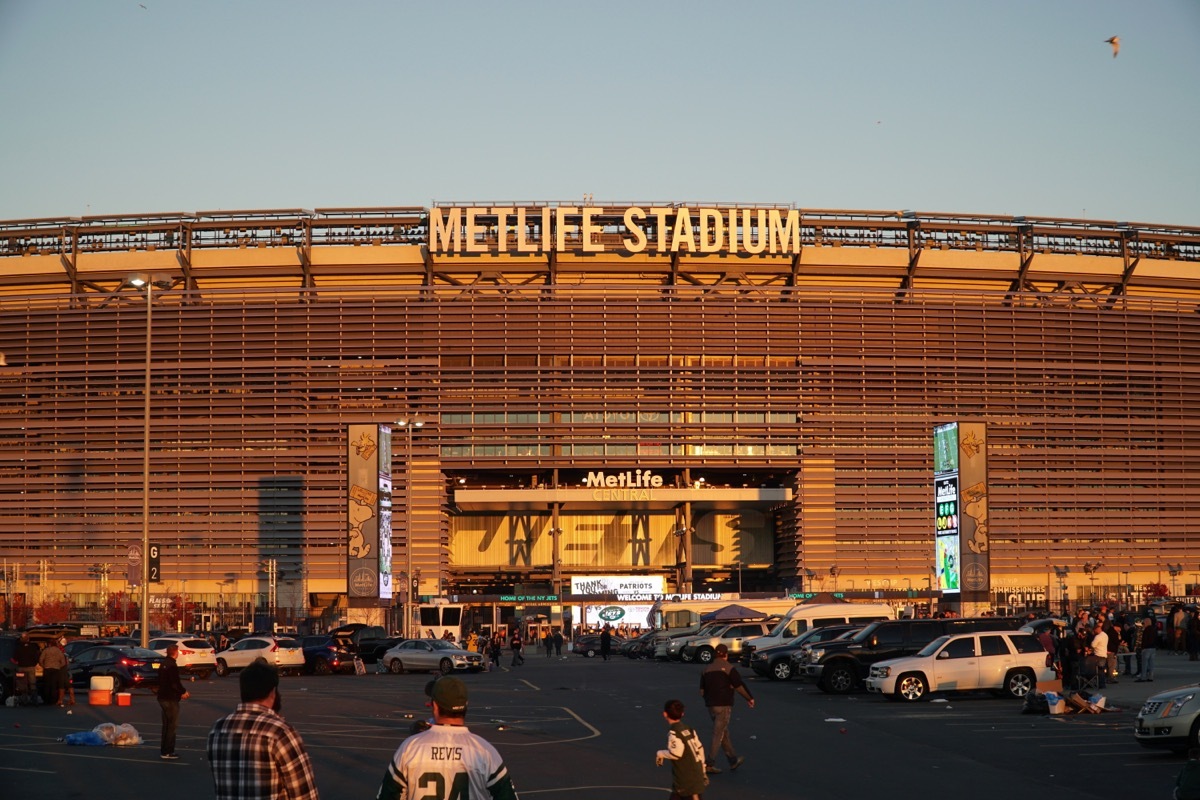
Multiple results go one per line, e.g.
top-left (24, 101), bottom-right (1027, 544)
top-left (88, 689), bottom-right (112, 706)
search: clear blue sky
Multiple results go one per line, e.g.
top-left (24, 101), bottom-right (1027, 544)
top-left (1, 0), bottom-right (1197, 226)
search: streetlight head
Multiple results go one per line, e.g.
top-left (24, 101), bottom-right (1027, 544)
top-left (125, 273), bottom-right (149, 287)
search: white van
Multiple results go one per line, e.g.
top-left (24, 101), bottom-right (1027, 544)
top-left (740, 602), bottom-right (895, 663)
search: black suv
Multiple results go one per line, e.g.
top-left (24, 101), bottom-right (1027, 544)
top-left (802, 617), bottom-right (1024, 694)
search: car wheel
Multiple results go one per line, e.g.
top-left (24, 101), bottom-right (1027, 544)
top-left (438, 658), bottom-right (453, 675)
top-left (585, 648), bottom-right (596, 658)
top-left (196, 669), bottom-right (212, 680)
top-left (1004, 669), bottom-right (1035, 699)
top-left (769, 659), bottom-right (793, 681)
top-left (897, 673), bottom-right (929, 702)
top-left (109, 672), bottom-right (129, 691)
top-left (695, 647), bottom-right (715, 665)
top-left (388, 659), bottom-right (405, 674)
top-left (821, 663), bottom-right (857, 694)
top-left (313, 658), bottom-right (332, 676)
top-left (679, 650), bottom-right (694, 663)
top-left (215, 659), bottom-right (229, 677)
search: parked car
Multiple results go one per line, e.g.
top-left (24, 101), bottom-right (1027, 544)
top-left (740, 603), bottom-right (894, 665)
top-left (302, 635), bottom-right (355, 675)
top-left (214, 636), bottom-right (305, 677)
top-left (573, 633), bottom-right (627, 658)
top-left (64, 638), bottom-right (116, 660)
top-left (67, 645), bottom-right (166, 691)
top-left (864, 631), bottom-right (1053, 701)
top-left (0, 635), bottom-right (18, 702)
top-left (803, 616), bottom-right (1025, 694)
top-left (751, 624), bottom-right (864, 681)
top-left (620, 631), bottom-right (658, 659)
top-left (148, 637), bottom-right (217, 678)
top-left (1135, 683), bottom-right (1200, 753)
top-left (381, 639), bottom-right (485, 674)
top-left (679, 621), bottom-right (774, 664)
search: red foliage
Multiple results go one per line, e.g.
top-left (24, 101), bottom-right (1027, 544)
top-left (1142, 582), bottom-right (1170, 602)
top-left (33, 597), bottom-right (74, 624)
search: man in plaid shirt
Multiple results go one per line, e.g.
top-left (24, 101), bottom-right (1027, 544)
top-left (207, 660), bottom-right (320, 799)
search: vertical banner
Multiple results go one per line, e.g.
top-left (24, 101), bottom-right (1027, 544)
top-left (378, 427), bottom-right (393, 601)
top-left (932, 424), bottom-right (960, 597)
top-left (957, 422), bottom-right (989, 603)
top-left (347, 424), bottom-right (392, 605)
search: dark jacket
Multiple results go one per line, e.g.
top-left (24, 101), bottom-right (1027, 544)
top-left (1138, 623), bottom-right (1160, 651)
top-left (157, 656), bottom-right (186, 701)
top-left (699, 660), bottom-right (753, 707)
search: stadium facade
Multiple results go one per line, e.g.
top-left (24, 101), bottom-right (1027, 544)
top-left (0, 203), bottom-right (1197, 628)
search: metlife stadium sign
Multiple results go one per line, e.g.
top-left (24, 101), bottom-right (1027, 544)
top-left (429, 205), bottom-right (808, 255)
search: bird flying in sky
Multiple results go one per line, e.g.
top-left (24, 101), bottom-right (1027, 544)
top-left (1105, 36), bottom-right (1119, 58)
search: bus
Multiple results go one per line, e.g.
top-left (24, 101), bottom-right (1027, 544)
top-left (416, 600), bottom-right (467, 641)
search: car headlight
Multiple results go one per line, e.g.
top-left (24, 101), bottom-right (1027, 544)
top-left (751, 653), bottom-right (766, 662)
top-left (874, 666), bottom-right (891, 678)
top-left (810, 648), bottom-right (825, 661)
top-left (1161, 694), bottom-right (1196, 718)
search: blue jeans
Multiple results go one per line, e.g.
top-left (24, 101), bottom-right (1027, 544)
top-left (1139, 647), bottom-right (1156, 679)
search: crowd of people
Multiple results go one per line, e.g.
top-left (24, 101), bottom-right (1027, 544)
top-left (1030, 602), bottom-right (1200, 690)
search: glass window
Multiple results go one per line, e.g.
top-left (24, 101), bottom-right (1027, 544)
top-left (1009, 634), bottom-right (1045, 655)
top-left (908, 622), bottom-right (941, 646)
top-left (874, 625), bottom-right (905, 646)
top-left (979, 635), bottom-right (1009, 657)
top-left (942, 637), bottom-right (977, 659)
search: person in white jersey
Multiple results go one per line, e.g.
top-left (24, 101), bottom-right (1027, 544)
top-left (376, 676), bottom-right (518, 800)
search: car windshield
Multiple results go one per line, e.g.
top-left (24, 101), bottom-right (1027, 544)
top-left (916, 635), bottom-right (952, 657)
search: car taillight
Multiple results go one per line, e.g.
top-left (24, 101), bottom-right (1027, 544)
top-left (120, 658), bottom-right (144, 667)
top-left (180, 649), bottom-right (194, 656)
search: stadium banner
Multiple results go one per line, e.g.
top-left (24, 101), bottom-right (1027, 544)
top-left (957, 422), bottom-right (990, 603)
top-left (347, 424), bottom-right (393, 605)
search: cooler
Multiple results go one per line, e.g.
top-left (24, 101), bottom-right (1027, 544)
top-left (116, 692), bottom-right (132, 706)
top-left (90, 676), bottom-right (116, 691)
top-left (88, 689), bottom-right (112, 706)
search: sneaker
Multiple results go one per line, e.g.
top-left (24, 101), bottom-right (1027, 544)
top-left (730, 756), bottom-right (745, 771)
top-left (161, 754), bottom-right (180, 760)
top-left (705, 765), bottom-right (722, 774)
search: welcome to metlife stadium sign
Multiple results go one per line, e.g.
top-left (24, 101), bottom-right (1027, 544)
top-left (429, 205), bottom-right (807, 255)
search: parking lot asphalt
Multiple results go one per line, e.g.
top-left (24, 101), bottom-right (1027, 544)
top-left (1, 649), bottom-right (1197, 800)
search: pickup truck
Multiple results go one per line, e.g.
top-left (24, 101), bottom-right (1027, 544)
top-left (328, 624), bottom-right (403, 664)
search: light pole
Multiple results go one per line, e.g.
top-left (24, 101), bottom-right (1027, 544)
top-left (1054, 566), bottom-right (1071, 614)
top-left (396, 418), bottom-right (424, 638)
top-left (733, 561), bottom-right (743, 595)
top-left (1167, 563), bottom-right (1183, 598)
top-left (829, 565), bottom-right (840, 593)
top-left (1083, 562), bottom-right (1102, 604)
top-left (126, 272), bottom-right (170, 647)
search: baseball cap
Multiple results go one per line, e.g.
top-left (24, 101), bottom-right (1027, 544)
top-left (715, 644), bottom-right (729, 657)
top-left (427, 677), bottom-right (469, 713)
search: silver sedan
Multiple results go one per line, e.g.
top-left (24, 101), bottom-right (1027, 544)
top-left (382, 639), bottom-right (485, 675)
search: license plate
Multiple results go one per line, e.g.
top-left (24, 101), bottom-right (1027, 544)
top-left (152, 662), bottom-right (160, 669)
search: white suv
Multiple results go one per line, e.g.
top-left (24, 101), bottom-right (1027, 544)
top-left (865, 630), bottom-right (1052, 702)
